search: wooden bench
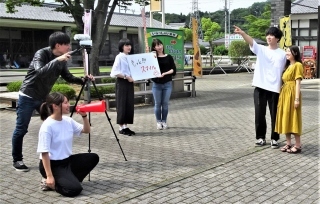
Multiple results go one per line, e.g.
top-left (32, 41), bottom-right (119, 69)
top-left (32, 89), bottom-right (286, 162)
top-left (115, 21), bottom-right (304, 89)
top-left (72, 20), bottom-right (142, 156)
top-left (103, 90), bottom-right (153, 110)
top-left (0, 91), bottom-right (19, 108)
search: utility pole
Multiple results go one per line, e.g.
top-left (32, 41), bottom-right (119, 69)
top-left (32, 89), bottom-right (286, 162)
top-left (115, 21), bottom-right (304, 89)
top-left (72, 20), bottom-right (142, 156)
top-left (224, 0), bottom-right (227, 47)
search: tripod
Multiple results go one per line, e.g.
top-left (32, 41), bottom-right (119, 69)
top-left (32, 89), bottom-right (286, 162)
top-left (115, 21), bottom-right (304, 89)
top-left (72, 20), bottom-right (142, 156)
top-left (69, 46), bottom-right (127, 162)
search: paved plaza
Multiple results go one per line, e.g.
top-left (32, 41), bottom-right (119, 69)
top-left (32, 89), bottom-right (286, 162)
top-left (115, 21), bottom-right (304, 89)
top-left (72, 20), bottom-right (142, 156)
top-left (0, 73), bottom-right (319, 204)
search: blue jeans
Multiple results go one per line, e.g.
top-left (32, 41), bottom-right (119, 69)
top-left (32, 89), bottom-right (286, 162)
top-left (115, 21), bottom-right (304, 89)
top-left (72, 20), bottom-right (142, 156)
top-left (12, 95), bottom-right (42, 162)
top-left (152, 81), bottom-right (172, 122)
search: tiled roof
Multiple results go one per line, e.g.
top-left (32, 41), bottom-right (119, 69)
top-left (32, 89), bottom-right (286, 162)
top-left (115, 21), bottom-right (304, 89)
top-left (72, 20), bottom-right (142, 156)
top-left (291, 0), bottom-right (318, 14)
top-left (0, 3), bottom-right (73, 22)
top-left (0, 3), bottom-right (169, 28)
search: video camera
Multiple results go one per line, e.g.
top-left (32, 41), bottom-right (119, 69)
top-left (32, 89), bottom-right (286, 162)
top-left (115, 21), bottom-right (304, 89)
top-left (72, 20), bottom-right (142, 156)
top-left (70, 34), bottom-right (92, 55)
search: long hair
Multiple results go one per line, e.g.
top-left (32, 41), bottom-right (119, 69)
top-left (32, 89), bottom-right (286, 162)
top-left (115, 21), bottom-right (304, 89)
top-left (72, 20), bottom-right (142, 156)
top-left (151, 38), bottom-right (165, 56)
top-left (40, 92), bottom-right (65, 121)
top-left (285, 45), bottom-right (302, 69)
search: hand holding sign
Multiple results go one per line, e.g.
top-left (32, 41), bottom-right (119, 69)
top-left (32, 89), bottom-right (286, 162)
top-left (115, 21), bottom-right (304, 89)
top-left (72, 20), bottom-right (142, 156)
top-left (126, 52), bottom-right (161, 81)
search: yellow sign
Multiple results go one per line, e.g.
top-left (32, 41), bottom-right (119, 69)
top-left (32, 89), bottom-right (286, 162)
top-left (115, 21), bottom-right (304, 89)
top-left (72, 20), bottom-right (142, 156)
top-left (150, 0), bottom-right (162, 12)
top-left (279, 16), bottom-right (292, 50)
top-left (192, 17), bottom-right (202, 76)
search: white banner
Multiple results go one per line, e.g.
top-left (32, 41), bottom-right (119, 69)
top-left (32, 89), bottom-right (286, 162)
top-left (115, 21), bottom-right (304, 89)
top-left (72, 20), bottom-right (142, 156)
top-left (127, 52), bottom-right (161, 81)
top-left (83, 9), bottom-right (92, 75)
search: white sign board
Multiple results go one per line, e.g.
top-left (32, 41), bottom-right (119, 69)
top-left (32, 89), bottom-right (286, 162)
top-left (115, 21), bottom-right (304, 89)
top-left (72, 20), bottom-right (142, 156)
top-left (126, 52), bottom-right (161, 81)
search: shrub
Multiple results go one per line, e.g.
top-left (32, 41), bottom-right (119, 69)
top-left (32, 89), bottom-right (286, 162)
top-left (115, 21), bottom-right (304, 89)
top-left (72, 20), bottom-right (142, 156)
top-left (228, 40), bottom-right (251, 64)
top-left (101, 77), bottom-right (116, 83)
top-left (51, 84), bottom-right (76, 99)
top-left (90, 85), bottom-right (115, 98)
top-left (7, 81), bottom-right (22, 92)
top-left (213, 45), bottom-right (229, 55)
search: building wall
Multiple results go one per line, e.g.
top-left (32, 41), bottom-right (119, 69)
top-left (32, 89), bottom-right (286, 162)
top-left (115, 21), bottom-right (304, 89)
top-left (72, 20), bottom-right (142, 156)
top-left (291, 14), bottom-right (318, 48)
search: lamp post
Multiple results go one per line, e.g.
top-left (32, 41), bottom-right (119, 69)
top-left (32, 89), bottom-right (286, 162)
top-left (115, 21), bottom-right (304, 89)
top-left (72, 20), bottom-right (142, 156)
top-left (161, 0), bottom-right (165, 28)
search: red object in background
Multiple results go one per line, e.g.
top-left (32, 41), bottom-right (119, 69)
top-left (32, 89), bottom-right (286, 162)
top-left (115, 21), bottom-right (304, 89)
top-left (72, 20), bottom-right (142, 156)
top-left (170, 40), bottom-right (176, 45)
top-left (76, 100), bottom-right (106, 112)
top-left (302, 46), bottom-right (317, 79)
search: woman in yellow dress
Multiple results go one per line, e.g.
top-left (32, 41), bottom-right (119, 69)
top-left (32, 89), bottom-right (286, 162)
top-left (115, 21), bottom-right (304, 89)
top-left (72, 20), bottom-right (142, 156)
top-left (275, 46), bottom-right (303, 154)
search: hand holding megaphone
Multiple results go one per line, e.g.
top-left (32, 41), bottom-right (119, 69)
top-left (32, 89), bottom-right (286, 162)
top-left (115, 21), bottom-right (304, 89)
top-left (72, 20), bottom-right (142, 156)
top-left (76, 101), bottom-right (106, 112)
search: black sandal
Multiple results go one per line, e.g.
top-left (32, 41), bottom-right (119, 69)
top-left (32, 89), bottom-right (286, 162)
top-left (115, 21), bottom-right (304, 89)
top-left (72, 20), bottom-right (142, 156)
top-left (287, 146), bottom-right (301, 154)
top-left (280, 144), bottom-right (291, 152)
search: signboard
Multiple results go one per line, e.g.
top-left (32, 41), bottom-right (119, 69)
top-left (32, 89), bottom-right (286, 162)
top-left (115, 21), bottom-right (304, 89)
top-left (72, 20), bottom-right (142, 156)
top-left (279, 16), bottom-right (292, 50)
top-left (150, 0), bottom-right (162, 12)
top-left (127, 52), bottom-right (161, 81)
top-left (146, 28), bottom-right (184, 70)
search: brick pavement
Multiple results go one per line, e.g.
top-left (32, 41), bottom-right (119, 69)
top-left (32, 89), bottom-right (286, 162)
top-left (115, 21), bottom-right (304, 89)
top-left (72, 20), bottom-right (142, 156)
top-left (0, 73), bottom-right (319, 204)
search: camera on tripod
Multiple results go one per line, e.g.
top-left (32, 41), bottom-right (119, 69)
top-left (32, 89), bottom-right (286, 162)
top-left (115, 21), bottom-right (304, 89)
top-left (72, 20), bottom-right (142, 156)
top-left (70, 34), bottom-right (93, 55)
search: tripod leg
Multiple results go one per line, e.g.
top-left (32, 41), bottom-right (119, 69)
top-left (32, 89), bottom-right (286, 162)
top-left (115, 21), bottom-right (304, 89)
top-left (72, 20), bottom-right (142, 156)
top-left (70, 79), bottom-right (87, 117)
top-left (91, 80), bottom-right (128, 161)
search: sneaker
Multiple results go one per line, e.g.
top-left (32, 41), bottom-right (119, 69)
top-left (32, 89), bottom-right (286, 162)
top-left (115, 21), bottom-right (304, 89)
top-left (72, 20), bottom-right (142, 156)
top-left (162, 122), bottom-right (168, 129)
top-left (40, 178), bottom-right (53, 191)
top-left (13, 161), bottom-right (29, 172)
top-left (271, 139), bottom-right (279, 149)
top-left (157, 122), bottom-right (163, 130)
top-left (255, 138), bottom-right (266, 147)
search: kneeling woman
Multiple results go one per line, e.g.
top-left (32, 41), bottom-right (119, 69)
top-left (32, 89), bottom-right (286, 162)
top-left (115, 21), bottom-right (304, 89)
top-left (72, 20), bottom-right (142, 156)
top-left (37, 92), bottom-right (99, 197)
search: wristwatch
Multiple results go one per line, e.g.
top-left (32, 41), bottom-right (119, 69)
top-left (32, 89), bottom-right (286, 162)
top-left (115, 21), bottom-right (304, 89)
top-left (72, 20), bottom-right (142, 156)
top-left (123, 74), bottom-right (126, 79)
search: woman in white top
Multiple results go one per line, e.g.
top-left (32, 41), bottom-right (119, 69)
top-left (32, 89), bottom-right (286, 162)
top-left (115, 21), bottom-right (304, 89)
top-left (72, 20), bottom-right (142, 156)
top-left (37, 92), bottom-right (99, 197)
top-left (110, 38), bottom-right (136, 136)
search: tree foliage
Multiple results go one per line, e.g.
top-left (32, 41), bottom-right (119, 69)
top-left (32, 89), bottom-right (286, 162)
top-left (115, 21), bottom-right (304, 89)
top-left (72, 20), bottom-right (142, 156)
top-left (243, 2), bottom-right (271, 40)
top-left (179, 27), bottom-right (192, 42)
top-left (228, 40), bottom-right (251, 64)
top-left (4, 0), bottom-right (150, 77)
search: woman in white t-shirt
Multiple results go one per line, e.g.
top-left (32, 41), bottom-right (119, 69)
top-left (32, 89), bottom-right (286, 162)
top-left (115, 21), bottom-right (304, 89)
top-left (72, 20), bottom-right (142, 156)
top-left (37, 92), bottom-right (99, 197)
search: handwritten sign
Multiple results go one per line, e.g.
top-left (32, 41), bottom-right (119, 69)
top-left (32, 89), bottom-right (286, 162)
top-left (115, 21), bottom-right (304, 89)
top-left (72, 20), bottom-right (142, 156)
top-left (126, 52), bottom-right (161, 81)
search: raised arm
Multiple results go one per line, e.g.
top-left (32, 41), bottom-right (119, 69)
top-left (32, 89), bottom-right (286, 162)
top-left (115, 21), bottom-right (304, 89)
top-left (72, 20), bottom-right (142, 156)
top-left (233, 25), bottom-right (253, 47)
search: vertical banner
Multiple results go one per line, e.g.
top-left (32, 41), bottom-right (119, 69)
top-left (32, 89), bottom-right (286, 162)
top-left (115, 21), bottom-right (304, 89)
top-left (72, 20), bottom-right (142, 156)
top-left (279, 16), bottom-right (292, 50)
top-left (192, 17), bottom-right (202, 76)
top-left (141, 7), bottom-right (149, 53)
top-left (83, 9), bottom-right (92, 74)
top-left (150, 0), bottom-right (162, 12)
top-left (146, 28), bottom-right (184, 70)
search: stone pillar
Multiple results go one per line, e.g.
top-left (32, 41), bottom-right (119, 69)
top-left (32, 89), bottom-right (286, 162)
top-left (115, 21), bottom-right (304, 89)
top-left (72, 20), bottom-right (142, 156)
top-left (270, 0), bottom-right (291, 27)
top-left (119, 30), bottom-right (127, 39)
top-left (62, 26), bottom-right (72, 37)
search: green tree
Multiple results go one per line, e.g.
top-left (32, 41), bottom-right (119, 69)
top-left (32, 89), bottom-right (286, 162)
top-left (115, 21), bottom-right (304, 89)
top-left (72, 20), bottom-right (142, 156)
top-left (228, 40), bottom-right (251, 65)
top-left (4, 0), bottom-right (150, 77)
top-left (201, 17), bottom-right (221, 66)
top-left (243, 2), bottom-right (271, 40)
top-left (213, 45), bottom-right (228, 56)
top-left (179, 27), bottom-right (192, 42)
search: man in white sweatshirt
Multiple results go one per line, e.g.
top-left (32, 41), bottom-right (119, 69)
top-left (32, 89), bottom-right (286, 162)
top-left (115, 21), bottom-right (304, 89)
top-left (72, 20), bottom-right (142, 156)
top-left (234, 25), bottom-right (287, 148)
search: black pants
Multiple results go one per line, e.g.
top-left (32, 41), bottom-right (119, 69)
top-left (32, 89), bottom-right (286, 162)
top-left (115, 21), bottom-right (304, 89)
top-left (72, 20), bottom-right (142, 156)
top-left (254, 87), bottom-right (279, 141)
top-left (115, 78), bottom-right (134, 124)
top-left (39, 153), bottom-right (99, 197)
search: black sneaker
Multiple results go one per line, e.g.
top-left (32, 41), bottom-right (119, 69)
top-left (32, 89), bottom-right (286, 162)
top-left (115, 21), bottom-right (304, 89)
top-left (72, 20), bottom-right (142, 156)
top-left (270, 140), bottom-right (279, 149)
top-left (121, 128), bottom-right (135, 136)
top-left (13, 161), bottom-right (29, 172)
top-left (255, 138), bottom-right (266, 147)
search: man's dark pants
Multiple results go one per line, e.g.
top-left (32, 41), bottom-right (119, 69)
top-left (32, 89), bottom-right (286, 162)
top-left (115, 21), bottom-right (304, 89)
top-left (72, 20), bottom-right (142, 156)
top-left (254, 87), bottom-right (280, 141)
top-left (12, 95), bottom-right (42, 162)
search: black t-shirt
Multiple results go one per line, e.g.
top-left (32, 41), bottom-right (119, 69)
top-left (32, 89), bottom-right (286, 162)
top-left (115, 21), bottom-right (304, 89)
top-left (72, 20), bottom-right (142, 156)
top-left (152, 54), bottom-right (177, 84)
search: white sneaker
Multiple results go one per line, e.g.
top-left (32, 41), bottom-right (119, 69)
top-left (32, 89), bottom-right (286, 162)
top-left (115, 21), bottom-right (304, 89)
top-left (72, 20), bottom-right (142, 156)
top-left (157, 122), bottom-right (163, 130)
top-left (162, 122), bottom-right (168, 129)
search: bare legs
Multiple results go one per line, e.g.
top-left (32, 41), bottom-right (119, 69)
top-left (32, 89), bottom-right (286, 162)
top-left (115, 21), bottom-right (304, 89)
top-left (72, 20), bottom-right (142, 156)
top-left (281, 133), bottom-right (301, 153)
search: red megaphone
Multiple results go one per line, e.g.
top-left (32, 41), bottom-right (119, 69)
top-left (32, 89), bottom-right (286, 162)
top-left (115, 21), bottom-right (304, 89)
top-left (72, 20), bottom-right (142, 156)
top-left (76, 100), bottom-right (106, 112)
